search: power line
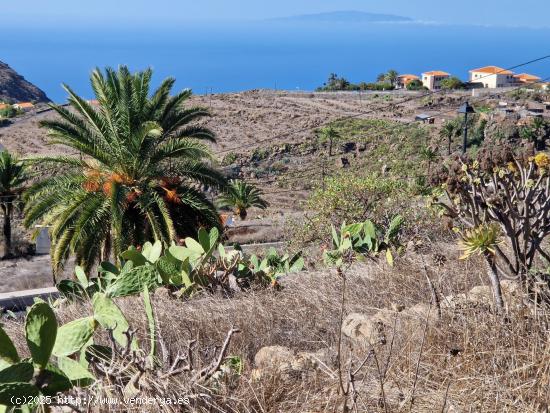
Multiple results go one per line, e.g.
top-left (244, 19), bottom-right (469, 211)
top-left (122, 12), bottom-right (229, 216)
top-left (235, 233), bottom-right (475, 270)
top-left (249, 76), bottom-right (550, 195)
top-left (216, 54), bottom-right (550, 156)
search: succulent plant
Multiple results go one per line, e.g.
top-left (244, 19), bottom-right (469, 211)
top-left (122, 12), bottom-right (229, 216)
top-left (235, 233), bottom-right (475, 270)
top-left (324, 216), bottom-right (404, 267)
top-left (56, 227), bottom-right (305, 300)
top-left (0, 302), bottom-right (98, 410)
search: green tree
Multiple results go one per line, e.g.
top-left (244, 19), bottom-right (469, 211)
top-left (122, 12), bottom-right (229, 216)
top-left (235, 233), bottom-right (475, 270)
top-left (0, 105), bottom-right (16, 119)
top-left (440, 76), bottom-right (465, 90)
top-left (218, 180), bottom-right (268, 220)
top-left (420, 146), bottom-right (438, 176)
top-left (406, 79), bottom-right (425, 91)
top-left (384, 70), bottom-right (399, 87)
top-left (0, 150), bottom-right (27, 256)
top-left (319, 126), bottom-right (341, 156)
top-left (520, 117), bottom-right (548, 150)
top-left (24, 66), bottom-right (228, 274)
top-left (440, 120), bottom-right (459, 155)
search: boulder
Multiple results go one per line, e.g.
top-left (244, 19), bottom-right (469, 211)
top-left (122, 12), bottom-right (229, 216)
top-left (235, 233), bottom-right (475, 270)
top-left (442, 281), bottom-right (522, 310)
top-left (252, 346), bottom-right (329, 381)
top-left (342, 310), bottom-right (397, 345)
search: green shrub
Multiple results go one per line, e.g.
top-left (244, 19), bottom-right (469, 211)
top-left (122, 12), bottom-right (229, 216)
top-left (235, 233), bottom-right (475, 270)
top-left (289, 173), bottom-right (411, 247)
top-left (323, 216), bottom-right (404, 267)
top-left (0, 106), bottom-right (16, 119)
top-left (58, 228), bottom-right (304, 299)
top-left (221, 152), bottom-right (238, 166)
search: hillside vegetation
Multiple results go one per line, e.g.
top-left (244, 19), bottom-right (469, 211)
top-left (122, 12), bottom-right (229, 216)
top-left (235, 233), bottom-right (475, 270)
top-left (0, 68), bottom-right (549, 412)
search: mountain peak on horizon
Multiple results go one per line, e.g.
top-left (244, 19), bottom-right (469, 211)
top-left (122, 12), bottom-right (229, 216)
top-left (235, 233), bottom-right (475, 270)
top-left (0, 61), bottom-right (50, 104)
top-left (268, 10), bottom-right (413, 23)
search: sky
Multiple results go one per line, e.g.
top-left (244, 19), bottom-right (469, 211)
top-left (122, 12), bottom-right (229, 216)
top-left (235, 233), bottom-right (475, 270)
top-left (3, 0), bottom-right (550, 28)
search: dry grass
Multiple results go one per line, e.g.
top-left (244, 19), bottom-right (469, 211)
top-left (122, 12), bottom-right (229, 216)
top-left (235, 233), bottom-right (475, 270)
top-left (2, 244), bottom-right (549, 412)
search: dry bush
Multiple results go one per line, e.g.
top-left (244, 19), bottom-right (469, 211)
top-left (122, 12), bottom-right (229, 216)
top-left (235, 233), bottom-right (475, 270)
top-left (2, 245), bottom-right (548, 412)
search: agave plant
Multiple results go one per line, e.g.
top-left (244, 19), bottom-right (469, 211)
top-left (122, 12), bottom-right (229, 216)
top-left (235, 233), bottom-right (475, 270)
top-left (23, 66), bottom-right (229, 275)
top-left (218, 180), bottom-right (268, 220)
top-left (459, 224), bottom-right (505, 310)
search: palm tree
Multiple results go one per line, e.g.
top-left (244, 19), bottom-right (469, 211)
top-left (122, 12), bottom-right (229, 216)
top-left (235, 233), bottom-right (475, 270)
top-left (0, 150), bottom-right (26, 257)
top-left (440, 121), bottom-right (458, 155)
top-left (219, 180), bottom-right (268, 220)
top-left (24, 66), bottom-right (228, 275)
top-left (376, 73), bottom-right (386, 83)
top-left (319, 126), bottom-right (341, 156)
top-left (384, 70), bottom-right (399, 87)
top-left (420, 146), bottom-right (438, 176)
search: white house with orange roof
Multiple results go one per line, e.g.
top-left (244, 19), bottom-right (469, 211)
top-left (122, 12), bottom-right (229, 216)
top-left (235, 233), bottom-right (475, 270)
top-left (12, 102), bottom-right (34, 111)
top-left (421, 71), bottom-right (450, 91)
top-left (513, 73), bottom-right (541, 84)
top-left (396, 74), bottom-right (420, 89)
top-left (469, 66), bottom-right (516, 88)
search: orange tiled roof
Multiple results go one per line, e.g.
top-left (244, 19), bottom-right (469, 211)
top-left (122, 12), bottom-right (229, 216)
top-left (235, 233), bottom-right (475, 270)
top-left (398, 74), bottom-right (419, 80)
top-left (470, 66), bottom-right (513, 75)
top-left (0, 104), bottom-right (9, 110)
top-left (422, 71), bottom-right (450, 76)
top-left (15, 102), bottom-right (34, 108)
top-left (514, 73), bottom-right (541, 81)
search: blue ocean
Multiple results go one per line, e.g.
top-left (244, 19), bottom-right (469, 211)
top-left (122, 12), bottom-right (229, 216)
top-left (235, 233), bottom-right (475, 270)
top-left (2, 21), bottom-right (550, 103)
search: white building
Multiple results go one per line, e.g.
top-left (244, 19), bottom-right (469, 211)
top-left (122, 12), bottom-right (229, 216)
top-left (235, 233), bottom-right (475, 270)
top-left (469, 66), bottom-right (516, 88)
top-left (421, 71), bottom-right (450, 91)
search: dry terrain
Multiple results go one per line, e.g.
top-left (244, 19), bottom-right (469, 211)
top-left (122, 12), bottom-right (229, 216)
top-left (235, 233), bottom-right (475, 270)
top-left (0, 88), bottom-right (542, 292)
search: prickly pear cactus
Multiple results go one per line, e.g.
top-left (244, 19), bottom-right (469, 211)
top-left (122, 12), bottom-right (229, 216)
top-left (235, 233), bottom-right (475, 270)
top-left (52, 317), bottom-right (97, 357)
top-left (0, 363), bottom-right (34, 383)
top-left (0, 326), bottom-right (19, 366)
top-left (0, 382), bottom-right (39, 406)
top-left (25, 302), bottom-right (57, 368)
top-left (92, 293), bottom-right (135, 348)
top-left (107, 265), bottom-right (160, 297)
top-left (57, 356), bottom-right (95, 386)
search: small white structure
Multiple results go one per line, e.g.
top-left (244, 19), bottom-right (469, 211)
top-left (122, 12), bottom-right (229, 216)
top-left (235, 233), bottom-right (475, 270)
top-left (35, 225), bottom-right (51, 255)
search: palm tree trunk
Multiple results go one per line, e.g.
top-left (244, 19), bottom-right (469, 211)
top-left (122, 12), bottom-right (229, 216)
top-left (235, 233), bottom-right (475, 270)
top-left (1, 203), bottom-right (11, 257)
top-left (238, 208), bottom-right (247, 220)
top-left (447, 135), bottom-right (452, 155)
top-left (484, 253), bottom-right (504, 311)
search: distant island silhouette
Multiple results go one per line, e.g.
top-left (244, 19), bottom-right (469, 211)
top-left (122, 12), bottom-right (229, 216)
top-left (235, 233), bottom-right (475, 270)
top-left (267, 10), bottom-right (413, 23)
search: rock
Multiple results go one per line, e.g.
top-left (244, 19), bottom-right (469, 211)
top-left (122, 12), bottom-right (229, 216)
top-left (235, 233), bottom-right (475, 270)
top-left (342, 310), bottom-right (396, 345)
top-left (338, 157), bottom-right (351, 168)
top-left (402, 303), bottom-right (439, 326)
top-left (442, 281), bottom-right (522, 310)
top-left (466, 285), bottom-right (493, 306)
top-left (254, 345), bottom-right (295, 372)
top-left (441, 293), bottom-right (469, 310)
top-left (391, 303), bottom-right (406, 312)
top-left (252, 346), bottom-right (328, 381)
